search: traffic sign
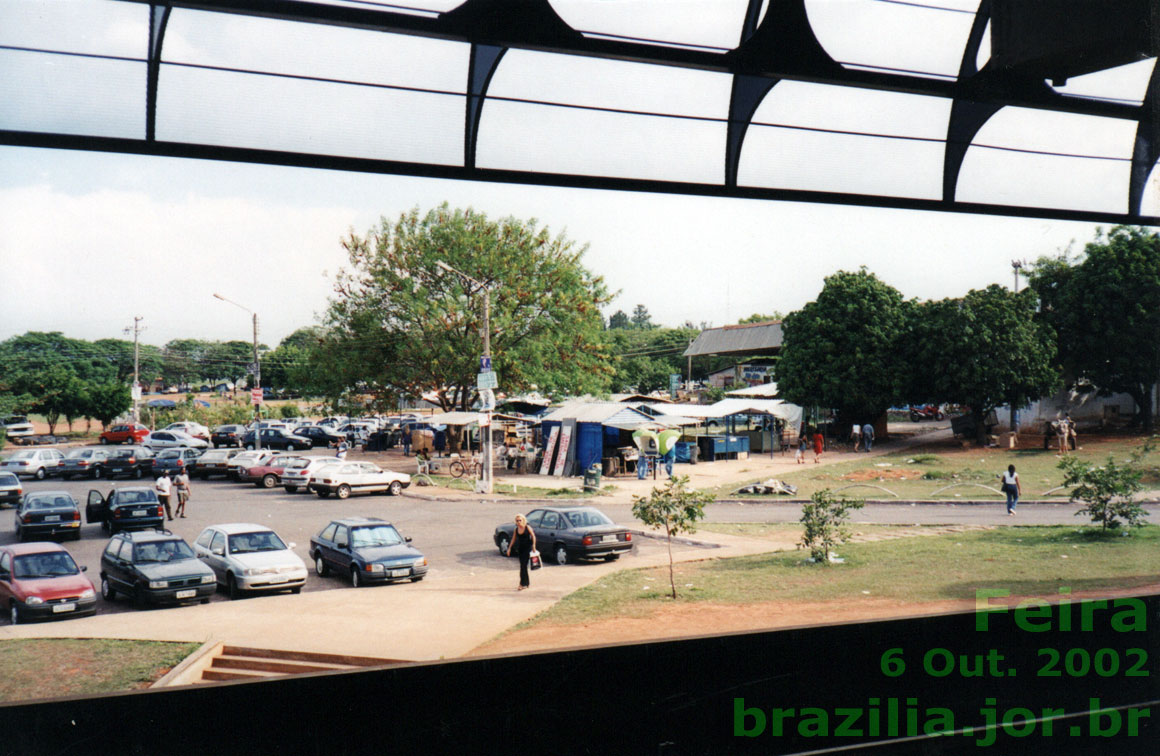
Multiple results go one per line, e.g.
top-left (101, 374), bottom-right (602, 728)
top-left (131, 383), bottom-right (142, 401)
top-left (477, 371), bottom-right (498, 390)
top-left (479, 355), bottom-right (492, 372)
top-left (251, 388), bottom-right (263, 405)
top-left (479, 388), bottom-right (496, 411)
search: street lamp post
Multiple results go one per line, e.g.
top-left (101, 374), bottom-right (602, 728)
top-left (436, 261), bottom-right (493, 494)
top-left (214, 293), bottom-right (261, 451)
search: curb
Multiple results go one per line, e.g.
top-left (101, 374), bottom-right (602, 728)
top-left (625, 528), bottom-right (723, 549)
top-left (151, 638), bottom-right (222, 688)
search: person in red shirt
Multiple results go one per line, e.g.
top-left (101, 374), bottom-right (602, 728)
top-left (813, 430), bottom-right (824, 463)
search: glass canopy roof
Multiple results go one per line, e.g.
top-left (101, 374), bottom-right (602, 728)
top-left (1, 0), bottom-right (1156, 222)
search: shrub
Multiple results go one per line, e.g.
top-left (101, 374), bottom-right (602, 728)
top-left (1059, 453), bottom-right (1149, 531)
top-left (800, 489), bottom-right (864, 564)
top-left (632, 475), bottom-right (713, 598)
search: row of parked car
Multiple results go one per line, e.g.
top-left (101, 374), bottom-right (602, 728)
top-left (0, 511), bottom-right (428, 624)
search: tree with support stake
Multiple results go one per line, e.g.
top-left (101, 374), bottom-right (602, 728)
top-left (631, 475), bottom-right (712, 599)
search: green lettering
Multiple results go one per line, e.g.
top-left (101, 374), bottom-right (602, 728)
top-left (976, 589), bottom-right (1009, 631)
top-left (1014, 599), bottom-right (1051, 632)
top-left (797, 707), bottom-right (829, 737)
top-left (833, 708), bottom-right (862, 737)
top-left (733, 698), bottom-right (765, 737)
top-left (1111, 599), bottom-right (1147, 632)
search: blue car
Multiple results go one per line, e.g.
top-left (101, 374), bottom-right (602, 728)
top-left (309, 517), bottom-right (427, 587)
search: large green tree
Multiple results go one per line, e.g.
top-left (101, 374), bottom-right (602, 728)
top-left (776, 269), bottom-right (908, 423)
top-left (1028, 226), bottom-right (1160, 433)
top-left (319, 204), bottom-right (613, 412)
top-left (905, 286), bottom-right (1060, 443)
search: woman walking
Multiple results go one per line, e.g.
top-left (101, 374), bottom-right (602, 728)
top-left (795, 431), bottom-right (808, 464)
top-left (812, 429), bottom-right (824, 463)
top-left (506, 513), bottom-right (537, 590)
top-left (1001, 464), bottom-right (1021, 515)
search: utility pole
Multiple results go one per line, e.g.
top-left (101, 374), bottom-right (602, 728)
top-left (214, 293), bottom-right (262, 451)
top-left (1009, 260), bottom-right (1025, 436)
top-left (124, 316), bottom-right (145, 423)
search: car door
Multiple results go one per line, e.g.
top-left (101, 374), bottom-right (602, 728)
top-left (0, 552), bottom-right (13, 605)
top-left (204, 530), bottom-right (229, 583)
top-left (103, 538), bottom-right (132, 592)
top-left (86, 490), bottom-right (107, 523)
top-left (537, 510), bottom-right (561, 555)
top-left (330, 525), bottom-right (353, 572)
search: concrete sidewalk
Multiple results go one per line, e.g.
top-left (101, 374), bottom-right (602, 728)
top-left (0, 529), bottom-right (782, 661)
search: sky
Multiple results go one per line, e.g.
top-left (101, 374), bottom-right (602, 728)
top-left (1, 0), bottom-right (1156, 349)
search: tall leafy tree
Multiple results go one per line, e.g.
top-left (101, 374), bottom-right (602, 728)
top-left (1029, 226), bottom-right (1160, 433)
top-left (776, 269), bottom-right (908, 423)
top-left (607, 310), bottom-right (631, 330)
top-left (905, 286), bottom-right (1060, 443)
top-left (630, 304), bottom-right (656, 329)
top-left (319, 204), bottom-right (613, 412)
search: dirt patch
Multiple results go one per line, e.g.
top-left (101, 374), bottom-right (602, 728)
top-left (840, 468), bottom-right (924, 481)
top-left (469, 582), bottom-right (1160, 658)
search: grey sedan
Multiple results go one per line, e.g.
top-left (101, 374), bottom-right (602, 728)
top-left (192, 523), bottom-right (307, 599)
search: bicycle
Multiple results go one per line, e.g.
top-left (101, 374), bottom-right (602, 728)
top-left (448, 457), bottom-right (483, 479)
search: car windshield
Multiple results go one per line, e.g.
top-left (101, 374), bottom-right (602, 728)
top-left (65, 450), bottom-right (93, 459)
top-left (111, 449), bottom-right (137, 459)
top-left (350, 525), bottom-right (404, 548)
top-left (228, 531), bottom-right (288, 554)
top-left (158, 450), bottom-right (181, 459)
top-left (134, 540), bottom-right (195, 563)
top-left (8, 451), bottom-right (35, 460)
top-left (0, 473), bottom-right (19, 484)
top-left (13, 552), bottom-right (79, 578)
top-left (115, 490), bottom-right (158, 505)
top-left (26, 495), bottom-right (72, 510)
top-left (565, 510), bottom-right (614, 528)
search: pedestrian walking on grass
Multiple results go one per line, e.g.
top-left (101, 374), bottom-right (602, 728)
top-left (850, 422), bottom-right (861, 452)
top-left (812, 430), bottom-right (824, 463)
top-left (174, 469), bottom-right (191, 518)
top-left (862, 423), bottom-right (875, 452)
top-left (155, 471), bottom-right (173, 521)
top-left (506, 513), bottom-right (537, 590)
top-left (1000, 464), bottom-right (1021, 515)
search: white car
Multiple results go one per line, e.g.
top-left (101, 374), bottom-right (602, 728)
top-left (1, 448), bottom-right (65, 479)
top-left (142, 430), bottom-right (209, 450)
top-left (193, 523), bottom-right (308, 599)
top-left (164, 421), bottom-right (211, 441)
top-left (281, 455), bottom-right (344, 494)
top-left (227, 449), bottom-right (277, 480)
top-left (309, 461), bottom-right (411, 499)
top-left (1, 416), bottom-right (35, 444)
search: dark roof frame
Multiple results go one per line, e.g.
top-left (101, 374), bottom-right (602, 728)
top-left (2, 0), bottom-right (1157, 224)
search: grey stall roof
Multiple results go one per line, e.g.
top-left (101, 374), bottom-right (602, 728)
top-left (683, 321), bottom-right (783, 358)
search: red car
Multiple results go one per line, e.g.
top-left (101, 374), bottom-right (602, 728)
top-left (240, 454), bottom-right (307, 488)
top-left (0, 542), bottom-right (97, 624)
top-left (99, 423), bottom-right (150, 445)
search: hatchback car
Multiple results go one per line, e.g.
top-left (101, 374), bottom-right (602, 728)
top-left (494, 507), bottom-right (634, 565)
top-left (86, 487), bottom-right (166, 534)
top-left (280, 456), bottom-right (341, 494)
top-left (1, 448), bottom-right (65, 480)
top-left (142, 430), bottom-right (209, 450)
top-left (164, 421), bottom-right (210, 441)
top-left (0, 472), bottom-right (22, 507)
top-left (15, 491), bottom-right (83, 541)
top-left (1, 416), bottom-right (35, 444)
top-left (227, 449), bottom-right (277, 480)
top-left (101, 446), bottom-right (155, 479)
top-left (0, 543), bottom-right (97, 623)
top-left (99, 530), bottom-right (216, 606)
top-left (210, 424), bottom-right (246, 448)
top-left (310, 517), bottom-right (427, 587)
top-left (238, 454), bottom-right (308, 488)
top-left (99, 423), bottom-right (150, 445)
top-left (193, 523), bottom-right (307, 598)
top-left (309, 462), bottom-right (411, 499)
top-left (192, 448), bottom-right (242, 479)
top-left (152, 447), bottom-right (202, 476)
top-left (60, 448), bottom-right (113, 480)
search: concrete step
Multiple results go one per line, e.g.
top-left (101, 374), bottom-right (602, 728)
top-left (201, 668), bottom-right (279, 682)
top-left (191, 645), bottom-right (407, 684)
top-left (212, 655), bottom-right (356, 676)
top-left (221, 645), bottom-right (405, 667)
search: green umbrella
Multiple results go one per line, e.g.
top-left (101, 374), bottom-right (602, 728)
top-left (632, 428), bottom-right (658, 454)
top-left (658, 428), bottom-right (681, 455)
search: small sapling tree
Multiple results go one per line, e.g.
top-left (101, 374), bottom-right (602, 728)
top-left (631, 475), bottom-right (713, 599)
top-left (1059, 448), bottom-right (1150, 531)
top-left (800, 489), bottom-right (865, 564)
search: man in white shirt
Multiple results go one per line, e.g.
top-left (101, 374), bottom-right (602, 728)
top-left (155, 471), bottom-right (173, 521)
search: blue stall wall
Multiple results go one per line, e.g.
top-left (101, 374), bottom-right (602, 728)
top-left (575, 422), bottom-right (603, 472)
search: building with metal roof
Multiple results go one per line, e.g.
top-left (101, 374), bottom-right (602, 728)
top-left (683, 321), bottom-right (783, 358)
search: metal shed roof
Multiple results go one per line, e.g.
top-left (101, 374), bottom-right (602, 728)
top-left (683, 321), bottom-right (783, 357)
top-left (540, 401), bottom-right (654, 425)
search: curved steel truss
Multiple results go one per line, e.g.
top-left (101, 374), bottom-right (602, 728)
top-left (2, 0), bottom-right (1157, 224)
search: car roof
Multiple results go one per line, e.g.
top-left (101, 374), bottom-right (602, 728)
top-left (24, 490), bottom-right (74, 499)
top-left (3, 541), bottom-right (72, 556)
top-left (115, 529), bottom-right (182, 543)
top-left (112, 486), bottom-right (154, 494)
top-left (330, 517), bottom-right (388, 527)
top-left (206, 522), bottom-right (275, 535)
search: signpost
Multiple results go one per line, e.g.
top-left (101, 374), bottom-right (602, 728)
top-left (477, 370), bottom-right (498, 390)
top-left (669, 373), bottom-right (680, 400)
top-left (251, 388), bottom-right (263, 405)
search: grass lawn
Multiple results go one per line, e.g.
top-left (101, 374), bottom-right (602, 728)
top-left (427, 475), bottom-right (613, 498)
top-left (0, 639), bottom-right (199, 702)
top-left (516, 525), bottom-right (1160, 629)
top-left (704, 434), bottom-right (1160, 501)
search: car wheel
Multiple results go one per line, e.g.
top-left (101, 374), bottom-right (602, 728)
top-left (314, 554), bottom-right (329, 577)
top-left (335, 484), bottom-right (351, 500)
top-left (497, 535), bottom-right (510, 557)
top-left (101, 577), bottom-right (116, 602)
top-left (134, 467), bottom-right (143, 479)
top-left (71, 529), bottom-right (81, 541)
top-left (350, 566), bottom-right (362, 587)
top-left (290, 586), bottom-right (302, 595)
top-left (554, 544), bottom-right (568, 566)
top-left (604, 554), bottom-right (620, 562)
top-left (133, 584), bottom-right (146, 606)
top-left (261, 474), bottom-right (277, 489)
top-left (227, 574), bottom-right (240, 600)
top-left (10, 603), bottom-right (19, 625)
top-left (388, 481), bottom-right (402, 496)
top-left (34, 467), bottom-right (46, 480)
top-left (93, 467), bottom-right (102, 479)
top-left (410, 576), bottom-right (424, 583)
top-left (99, 437), bottom-right (108, 445)
top-left (285, 485), bottom-right (298, 494)
top-left (317, 491), bottom-right (330, 499)
top-left (286, 443), bottom-right (295, 451)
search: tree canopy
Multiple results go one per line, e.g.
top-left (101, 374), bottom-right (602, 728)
top-left (1028, 226), bottom-right (1160, 433)
top-left (776, 269), bottom-right (908, 423)
top-left (316, 204), bottom-right (613, 411)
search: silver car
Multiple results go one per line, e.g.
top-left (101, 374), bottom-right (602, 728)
top-left (142, 430), bottom-right (209, 450)
top-left (1, 448), bottom-right (65, 479)
top-left (192, 523), bottom-right (308, 599)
